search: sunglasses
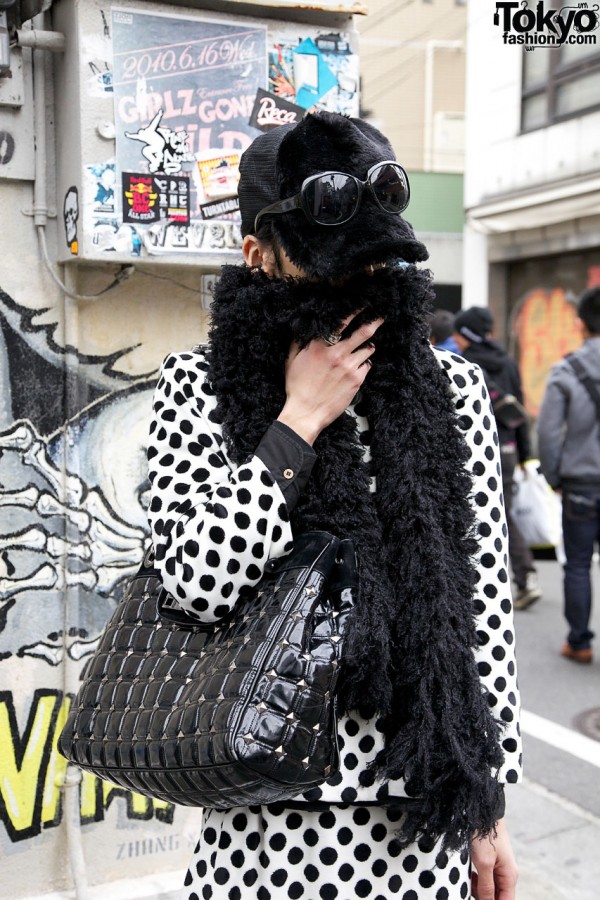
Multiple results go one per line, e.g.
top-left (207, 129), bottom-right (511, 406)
top-left (253, 161), bottom-right (410, 232)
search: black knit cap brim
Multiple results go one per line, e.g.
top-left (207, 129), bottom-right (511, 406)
top-left (239, 124), bottom-right (296, 238)
top-left (237, 112), bottom-right (428, 280)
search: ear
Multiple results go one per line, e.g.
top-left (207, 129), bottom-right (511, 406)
top-left (242, 235), bottom-right (278, 276)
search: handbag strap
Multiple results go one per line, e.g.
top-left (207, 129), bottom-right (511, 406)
top-left (567, 354), bottom-right (600, 421)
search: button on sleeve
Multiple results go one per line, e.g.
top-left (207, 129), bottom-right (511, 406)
top-left (254, 421), bottom-right (317, 511)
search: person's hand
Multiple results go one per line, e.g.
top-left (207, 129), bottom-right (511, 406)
top-left (271, 70), bottom-right (295, 97)
top-left (277, 311), bottom-right (384, 444)
top-left (470, 818), bottom-right (518, 900)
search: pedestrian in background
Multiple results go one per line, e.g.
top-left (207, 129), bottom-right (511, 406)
top-left (429, 308), bottom-right (460, 353)
top-left (538, 286), bottom-right (600, 664)
top-left (453, 307), bottom-right (542, 611)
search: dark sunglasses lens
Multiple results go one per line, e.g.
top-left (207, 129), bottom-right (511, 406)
top-left (304, 173), bottom-right (360, 225)
top-left (370, 164), bottom-right (409, 213)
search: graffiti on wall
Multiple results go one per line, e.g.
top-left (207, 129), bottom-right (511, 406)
top-left (0, 288), bottom-right (152, 667)
top-left (0, 689), bottom-right (173, 843)
top-left (0, 285), bottom-right (185, 859)
top-left (512, 264), bottom-right (600, 417)
top-left (514, 288), bottom-right (581, 417)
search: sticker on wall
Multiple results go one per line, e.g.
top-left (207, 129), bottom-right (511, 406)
top-left (268, 33), bottom-right (359, 118)
top-left (196, 152), bottom-right (240, 203)
top-left (92, 216), bottom-right (119, 251)
top-left (83, 9), bottom-right (114, 97)
top-left (125, 110), bottom-right (194, 176)
top-left (0, 131), bottom-right (16, 166)
top-left (249, 88), bottom-right (304, 132)
top-left (93, 218), bottom-right (142, 256)
top-left (157, 175), bottom-right (191, 223)
top-left (141, 219), bottom-right (241, 255)
top-left (122, 174), bottom-right (160, 224)
top-left (109, 16), bottom-right (358, 258)
top-left (63, 186), bottom-right (79, 255)
top-left (293, 38), bottom-right (338, 109)
top-left (86, 162), bottom-right (116, 213)
top-left (199, 196), bottom-right (239, 221)
top-left (314, 33), bottom-right (359, 115)
top-left (269, 43), bottom-right (296, 100)
top-left (88, 61), bottom-right (113, 95)
top-left (122, 173), bottom-right (191, 226)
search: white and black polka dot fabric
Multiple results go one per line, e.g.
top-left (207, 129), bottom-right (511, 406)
top-left (147, 347), bottom-right (522, 898)
top-left (437, 350), bottom-right (522, 785)
top-left (183, 805), bottom-right (471, 900)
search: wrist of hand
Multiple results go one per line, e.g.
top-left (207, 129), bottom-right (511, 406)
top-left (276, 409), bottom-right (322, 446)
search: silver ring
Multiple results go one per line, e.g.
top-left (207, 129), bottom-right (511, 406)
top-left (324, 332), bottom-right (341, 346)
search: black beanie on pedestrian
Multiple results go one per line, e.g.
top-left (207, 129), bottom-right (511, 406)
top-left (453, 307), bottom-right (494, 344)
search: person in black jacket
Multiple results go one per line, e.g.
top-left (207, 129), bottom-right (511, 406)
top-left (454, 307), bottom-right (542, 610)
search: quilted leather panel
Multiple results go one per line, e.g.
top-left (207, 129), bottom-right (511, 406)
top-left (59, 532), bottom-right (356, 808)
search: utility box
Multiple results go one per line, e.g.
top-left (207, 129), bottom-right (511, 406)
top-left (52, 0), bottom-right (361, 267)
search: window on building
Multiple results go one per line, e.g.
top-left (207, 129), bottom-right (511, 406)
top-left (521, 44), bottom-right (600, 131)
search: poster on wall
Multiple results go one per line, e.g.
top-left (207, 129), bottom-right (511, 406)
top-left (268, 32), bottom-right (359, 117)
top-left (112, 8), bottom-right (268, 256)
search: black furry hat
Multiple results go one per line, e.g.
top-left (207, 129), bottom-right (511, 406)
top-left (238, 112), bottom-right (428, 280)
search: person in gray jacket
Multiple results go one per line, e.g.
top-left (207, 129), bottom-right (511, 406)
top-left (538, 287), bottom-right (600, 664)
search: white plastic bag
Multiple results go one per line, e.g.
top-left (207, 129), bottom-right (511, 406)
top-left (511, 459), bottom-right (562, 550)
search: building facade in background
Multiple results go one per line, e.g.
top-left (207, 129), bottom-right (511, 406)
top-left (463, 1), bottom-right (600, 415)
top-left (358, 0), bottom-right (467, 310)
top-left (0, 1), bottom-right (363, 896)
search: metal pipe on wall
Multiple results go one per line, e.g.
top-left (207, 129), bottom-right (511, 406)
top-left (17, 27), bottom-right (65, 52)
top-left (31, 10), bottom-right (90, 899)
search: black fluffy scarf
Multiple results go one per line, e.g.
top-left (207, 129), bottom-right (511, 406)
top-left (205, 262), bottom-right (504, 851)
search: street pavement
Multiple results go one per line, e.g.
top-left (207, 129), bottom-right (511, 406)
top-left (505, 556), bottom-right (600, 900)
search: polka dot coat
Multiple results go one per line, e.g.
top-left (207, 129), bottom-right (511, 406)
top-left (147, 347), bottom-right (522, 898)
top-left (184, 804), bottom-right (472, 899)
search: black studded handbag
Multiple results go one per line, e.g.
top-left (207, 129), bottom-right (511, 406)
top-left (58, 531), bottom-right (356, 808)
